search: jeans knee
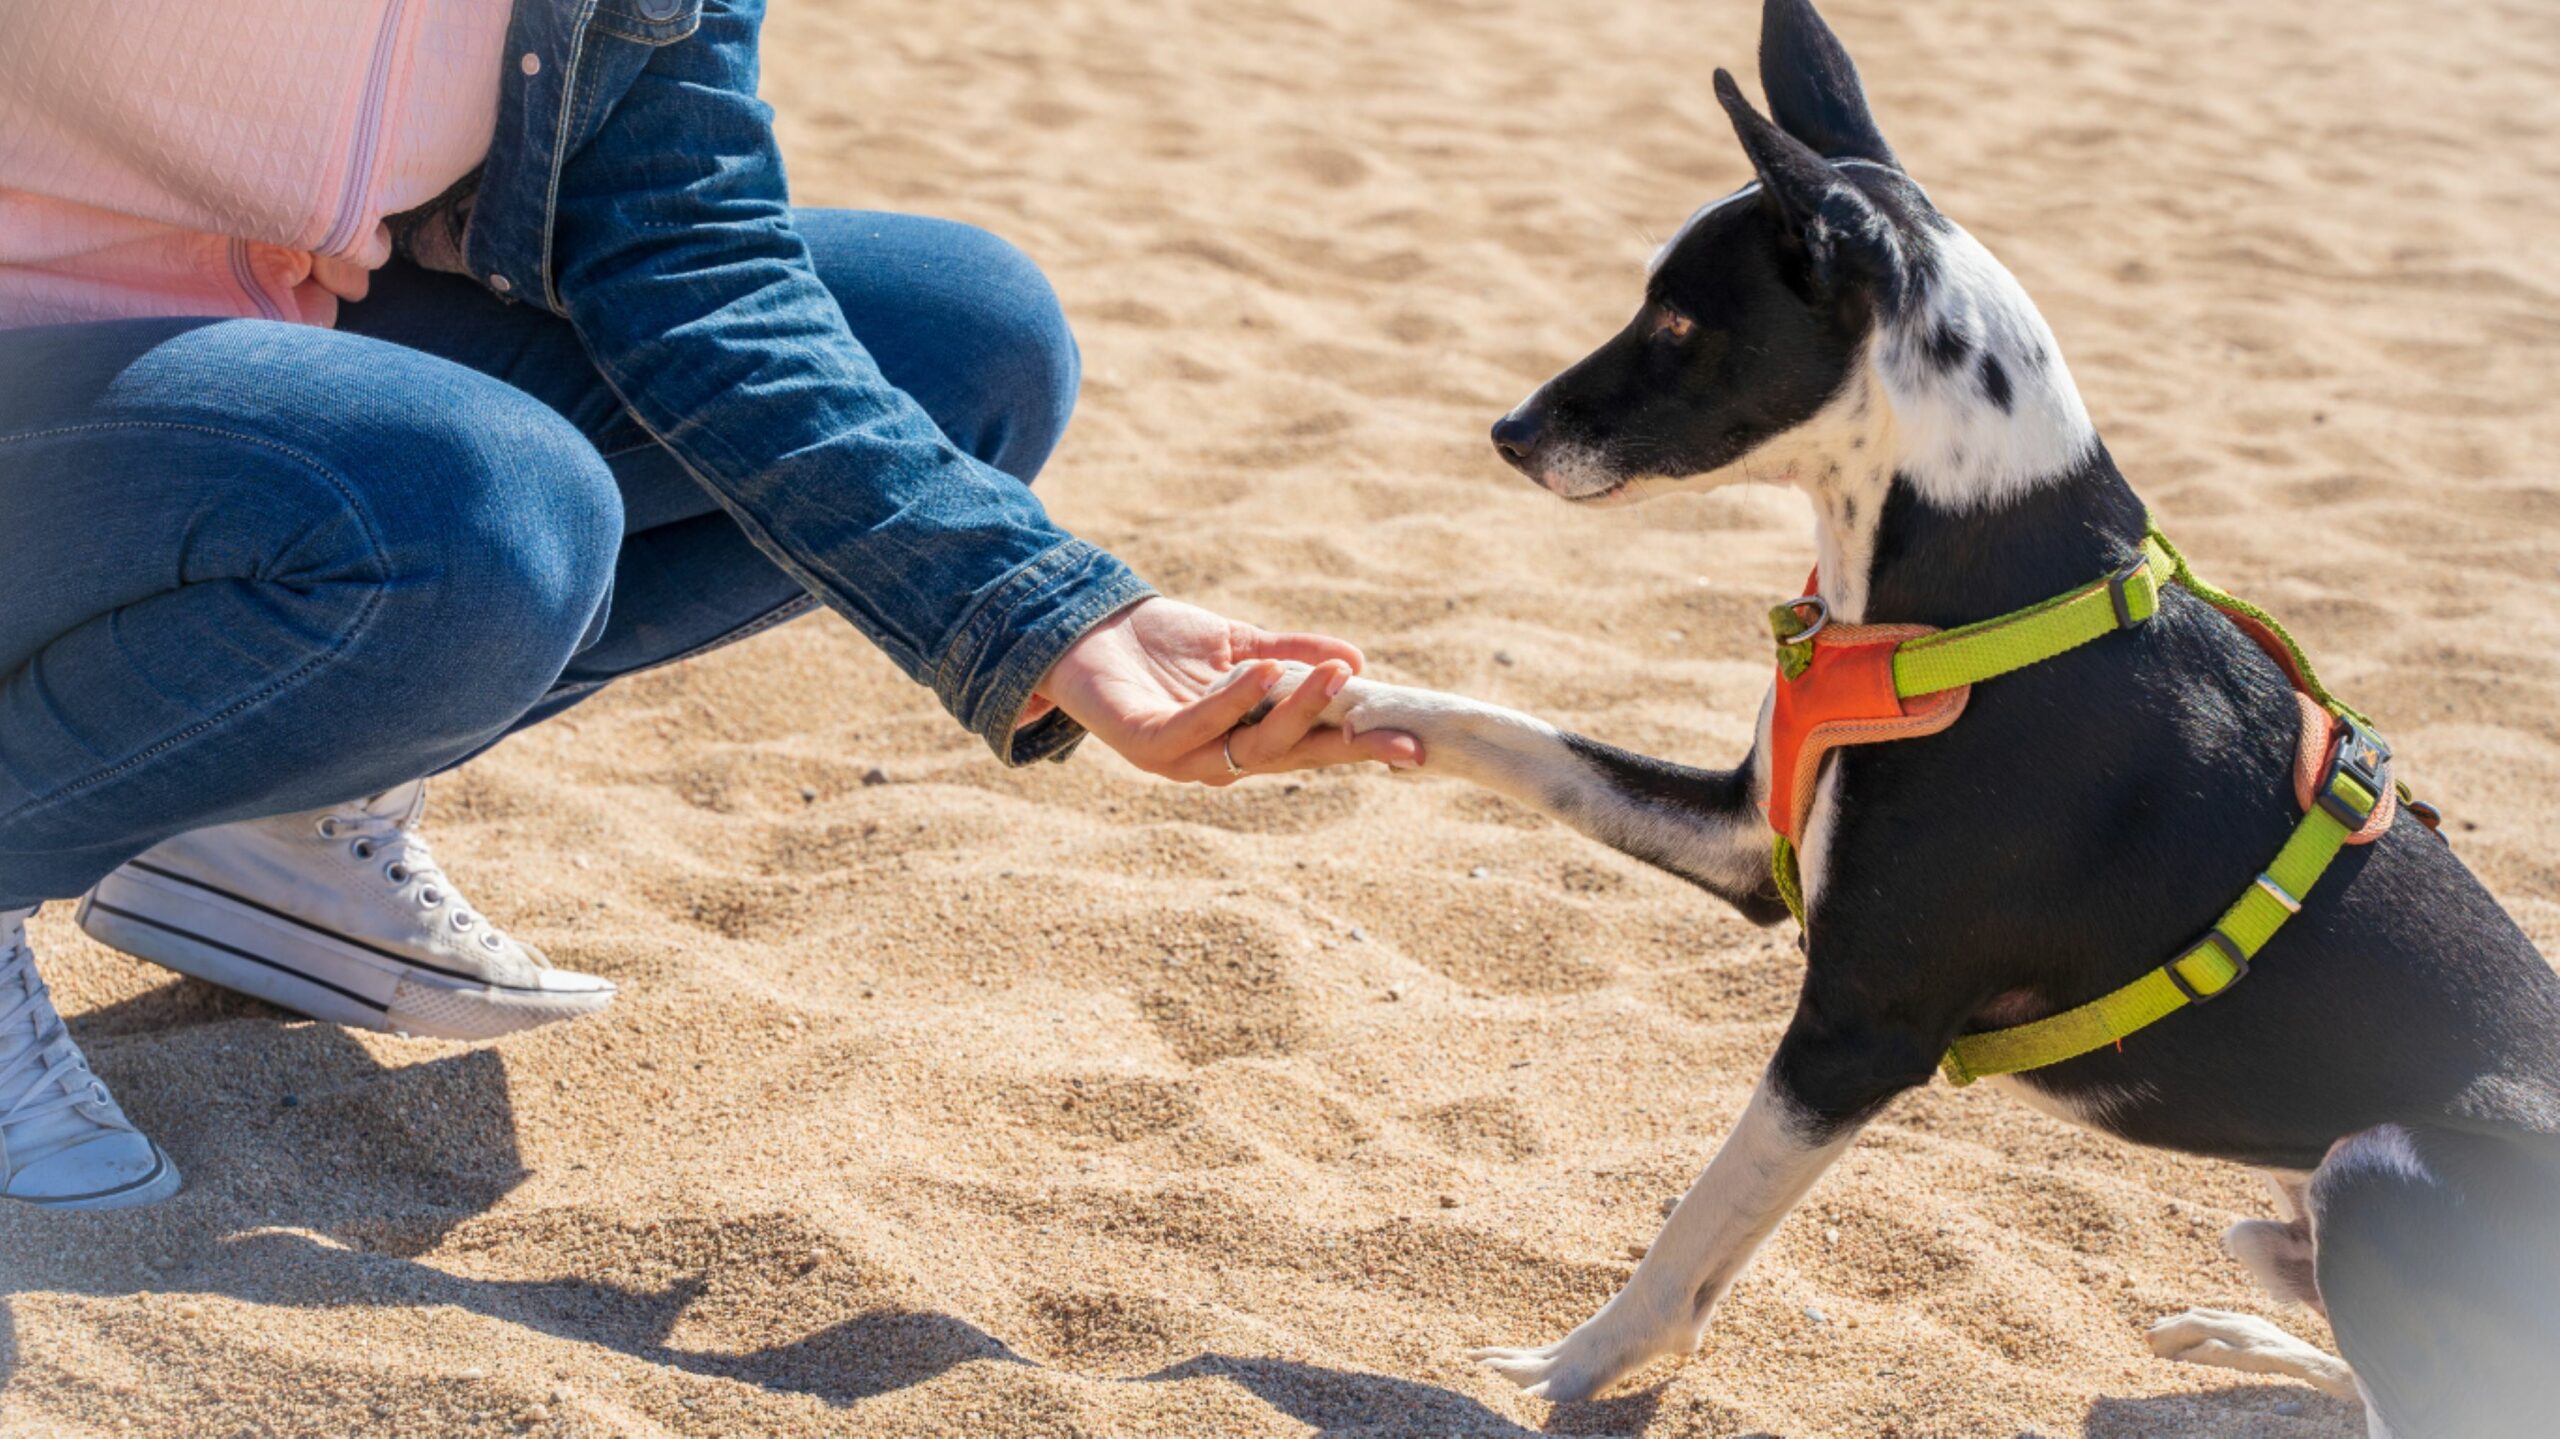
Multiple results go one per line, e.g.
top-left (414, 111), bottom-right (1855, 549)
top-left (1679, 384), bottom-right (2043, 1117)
top-left (806, 212), bottom-right (1081, 481)
top-left (360, 395), bottom-right (622, 692)
top-left (955, 226), bottom-right (1081, 470)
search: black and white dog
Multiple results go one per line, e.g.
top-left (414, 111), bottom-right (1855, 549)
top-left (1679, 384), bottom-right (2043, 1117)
top-left (1296, 2), bottom-right (2560, 1431)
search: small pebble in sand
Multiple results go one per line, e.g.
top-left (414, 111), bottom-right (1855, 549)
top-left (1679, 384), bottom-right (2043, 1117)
top-left (549, 1386), bottom-right (574, 1404)
top-left (1468, 866), bottom-right (1488, 879)
top-left (1437, 1194), bottom-right (1459, 1208)
top-left (519, 1404), bottom-right (549, 1424)
top-left (1492, 650), bottom-right (1516, 667)
top-left (175, 1303), bottom-right (202, 1320)
top-left (456, 1367), bottom-right (486, 1381)
top-left (1348, 926), bottom-right (1368, 942)
top-left (798, 786), bottom-right (817, 803)
top-left (1805, 1306), bottom-right (1828, 1325)
top-left (1624, 1242), bottom-right (1648, 1259)
top-left (1823, 1226), bottom-right (1840, 1245)
top-left (861, 767), bottom-right (890, 786)
top-left (1385, 982), bottom-right (1408, 1002)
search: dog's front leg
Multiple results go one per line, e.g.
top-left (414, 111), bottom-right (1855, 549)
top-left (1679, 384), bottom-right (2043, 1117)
top-left (1470, 1001), bottom-right (1940, 1403)
top-left (1470, 1072), bottom-right (1859, 1401)
top-left (1306, 675), bottom-right (1787, 924)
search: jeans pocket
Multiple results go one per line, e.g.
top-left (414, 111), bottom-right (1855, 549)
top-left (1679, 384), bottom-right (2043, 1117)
top-left (590, 0), bottom-right (702, 45)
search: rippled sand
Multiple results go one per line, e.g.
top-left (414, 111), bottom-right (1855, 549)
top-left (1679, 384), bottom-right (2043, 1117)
top-left (6, 0), bottom-right (2557, 1434)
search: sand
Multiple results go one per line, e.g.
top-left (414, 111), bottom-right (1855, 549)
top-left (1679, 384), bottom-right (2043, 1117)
top-left (6, 0), bottom-right (2559, 1435)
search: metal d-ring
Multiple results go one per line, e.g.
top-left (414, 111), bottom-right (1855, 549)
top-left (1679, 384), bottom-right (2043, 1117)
top-left (1786, 593), bottom-right (1831, 644)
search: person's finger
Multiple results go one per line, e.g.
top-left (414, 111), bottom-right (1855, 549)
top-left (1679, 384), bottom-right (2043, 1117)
top-left (1235, 628), bottom-right (1365, 673)
top-left (1228, 661), bottom-right (1348, 768)
top-left (1250, 725), bottom-right (1424, 774)
top-left (1145, 659), bottom-right (1283, 760)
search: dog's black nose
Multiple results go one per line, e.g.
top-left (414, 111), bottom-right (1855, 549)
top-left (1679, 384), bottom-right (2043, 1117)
top-left (1490, 412), bottom-right (1542, 471)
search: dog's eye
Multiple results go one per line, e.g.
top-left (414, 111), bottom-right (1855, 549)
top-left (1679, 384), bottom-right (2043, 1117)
top-left (1650, 307), bottom-right (1696, 343)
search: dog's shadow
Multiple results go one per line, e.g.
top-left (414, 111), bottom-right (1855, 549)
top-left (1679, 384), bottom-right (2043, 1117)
top-left (1144, 1353), bottom-right (1672, 1437)
top-left (9, 988), bottom-right (2327, 1435)
top-left (2082, 1384), bottom-right (2364, 1437)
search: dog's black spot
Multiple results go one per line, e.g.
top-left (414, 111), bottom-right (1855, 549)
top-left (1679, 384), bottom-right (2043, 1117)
top-left (1851, 435), bottom-right (1866, 450)
top-left (1841, 496), bottom-right (1859, 526)
top-left (1925, 321), bottom-right (1970, 370)
top-left (1980, 353), bottom-right (2013, 411)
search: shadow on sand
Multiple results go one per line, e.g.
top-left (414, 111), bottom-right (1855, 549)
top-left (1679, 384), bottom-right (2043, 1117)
top-left (4, 982), bottom-right (2350, 1437)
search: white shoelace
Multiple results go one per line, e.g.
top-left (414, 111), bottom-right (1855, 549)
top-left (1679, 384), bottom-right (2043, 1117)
top-left (0, 911), bottom-right (124, 1171)
top-left (314, 801), bottom-right (524, 959)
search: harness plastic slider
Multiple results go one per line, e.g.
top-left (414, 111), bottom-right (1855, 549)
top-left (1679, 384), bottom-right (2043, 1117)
top-left (2252, 872), bottom-right (2303, 914)
top-left (2168, 928), bottom-right (2250, 1004)
top-left (2105, 553), bottom-right (2152, 631)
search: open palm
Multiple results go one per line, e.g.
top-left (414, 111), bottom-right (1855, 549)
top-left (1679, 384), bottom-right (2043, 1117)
top-left (1035, 598), bottom-right (1420, 785)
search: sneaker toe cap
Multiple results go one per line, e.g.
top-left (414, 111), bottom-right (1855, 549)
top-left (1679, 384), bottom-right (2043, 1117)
top-left (10, 1131), bottom-right (177, 1207)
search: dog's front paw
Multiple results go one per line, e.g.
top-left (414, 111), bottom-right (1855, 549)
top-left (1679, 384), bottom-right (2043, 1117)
top-left (1469, 1316), bottom-right (1678, 1403)
top-left (1316, 678), bottom-right (1496, 762)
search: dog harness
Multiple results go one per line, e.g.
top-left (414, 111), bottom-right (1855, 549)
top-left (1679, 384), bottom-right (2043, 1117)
top-left (1762, 521), bottom-right (2439, 1086)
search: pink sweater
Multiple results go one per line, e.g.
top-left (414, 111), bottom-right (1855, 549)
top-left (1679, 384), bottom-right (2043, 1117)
top-left (0, 0), bottom-right (513, 331)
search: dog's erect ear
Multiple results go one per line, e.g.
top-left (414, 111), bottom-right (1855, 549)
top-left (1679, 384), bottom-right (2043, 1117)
top-left (1715, 69), bottom-right (1901, 302)
top-left (1758, 0), bottom-right (1896, 168)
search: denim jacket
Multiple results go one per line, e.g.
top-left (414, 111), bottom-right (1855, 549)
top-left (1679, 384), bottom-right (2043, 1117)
top-left (394, 0), bottom-right (1152, 764)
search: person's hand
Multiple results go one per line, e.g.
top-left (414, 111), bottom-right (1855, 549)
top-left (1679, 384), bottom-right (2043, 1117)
top-left (1033, 598), bottom-right (1422, 784)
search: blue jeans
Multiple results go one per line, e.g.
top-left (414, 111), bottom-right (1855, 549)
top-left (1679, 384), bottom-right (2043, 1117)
top-left (0, 211), bottom-right (1077, 909)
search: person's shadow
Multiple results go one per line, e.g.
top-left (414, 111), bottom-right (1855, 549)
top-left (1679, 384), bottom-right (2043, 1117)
top-left (4, 981), bottom-right (1659, 1430)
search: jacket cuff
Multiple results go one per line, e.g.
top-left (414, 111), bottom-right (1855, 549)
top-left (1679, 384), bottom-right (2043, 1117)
top-left (935, 539), bottom-right (1156, 766)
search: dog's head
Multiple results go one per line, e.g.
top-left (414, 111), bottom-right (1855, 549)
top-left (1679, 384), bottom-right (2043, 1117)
top-left (1494, 0), bottom-right (2089, 512)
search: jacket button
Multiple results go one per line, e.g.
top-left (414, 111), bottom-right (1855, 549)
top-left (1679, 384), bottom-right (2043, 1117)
top-left (519, 52), bottom-right (541, 76)
top-left (637, 0), bottom-right (688, 19)
top-left (488, 274), bottom-right (513, 293)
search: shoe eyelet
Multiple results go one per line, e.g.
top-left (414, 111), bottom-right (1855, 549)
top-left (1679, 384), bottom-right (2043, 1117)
top-left (316, 818), bottom-right (340, 839)
top-left (352, 840), bottom-right (375, 860)
top-left (420, 888), bottom-right (443, 907)
top-left (481, 931), bottom-right (504, 950)
top-left (385, 863), bottom-right (410, 884)
top-left (452, 913), bottom-right (476, 930)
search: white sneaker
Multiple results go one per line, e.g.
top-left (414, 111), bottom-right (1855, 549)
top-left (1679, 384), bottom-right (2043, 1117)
top-left (77, 781), bottom-right (615, 1042)
top-left (0, 907), bottom-right (182, 1209)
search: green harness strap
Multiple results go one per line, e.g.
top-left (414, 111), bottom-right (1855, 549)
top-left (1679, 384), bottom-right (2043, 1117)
top-left (1765, 520), bottom-right (2396, 1086)
top-left (1939, 758), bottom-right (2378, 1085)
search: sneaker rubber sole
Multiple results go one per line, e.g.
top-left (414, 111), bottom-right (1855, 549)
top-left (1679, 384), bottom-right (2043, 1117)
top-left (77, 863), bottom-right (612, 1043)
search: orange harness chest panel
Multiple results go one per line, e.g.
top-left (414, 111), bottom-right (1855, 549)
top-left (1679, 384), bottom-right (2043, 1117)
top-left (1764, 581), bottom-right (1967, 845)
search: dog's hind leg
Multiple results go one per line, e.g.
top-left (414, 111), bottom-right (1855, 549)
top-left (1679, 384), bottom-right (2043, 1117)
top-left (2144, 1308), bottom-right (2360, 1400)
top-left (2306, 1125), bottom-right (2560, 1438)
top-left (1309, 675), bottom-right (1788, 924)
top-left (2221, 1169), bottom-right (2325, 1311)
top-left (2148, 1167), bottom-right (2358, 1401)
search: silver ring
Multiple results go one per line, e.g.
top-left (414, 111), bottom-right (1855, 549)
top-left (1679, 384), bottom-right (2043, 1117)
top-left (1786, 593), bottom-right (1831, 644)
top-left (1222, 736), bottom-right (1245, 777)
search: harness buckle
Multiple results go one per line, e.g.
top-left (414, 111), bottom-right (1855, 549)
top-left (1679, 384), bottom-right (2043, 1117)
top-left (2316, 715), bottom-right (2390, 829)
top-left (2105, 553), bottom-right (2152, 631)
top-left (2168, 928), bottom-right (2250, 1004)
